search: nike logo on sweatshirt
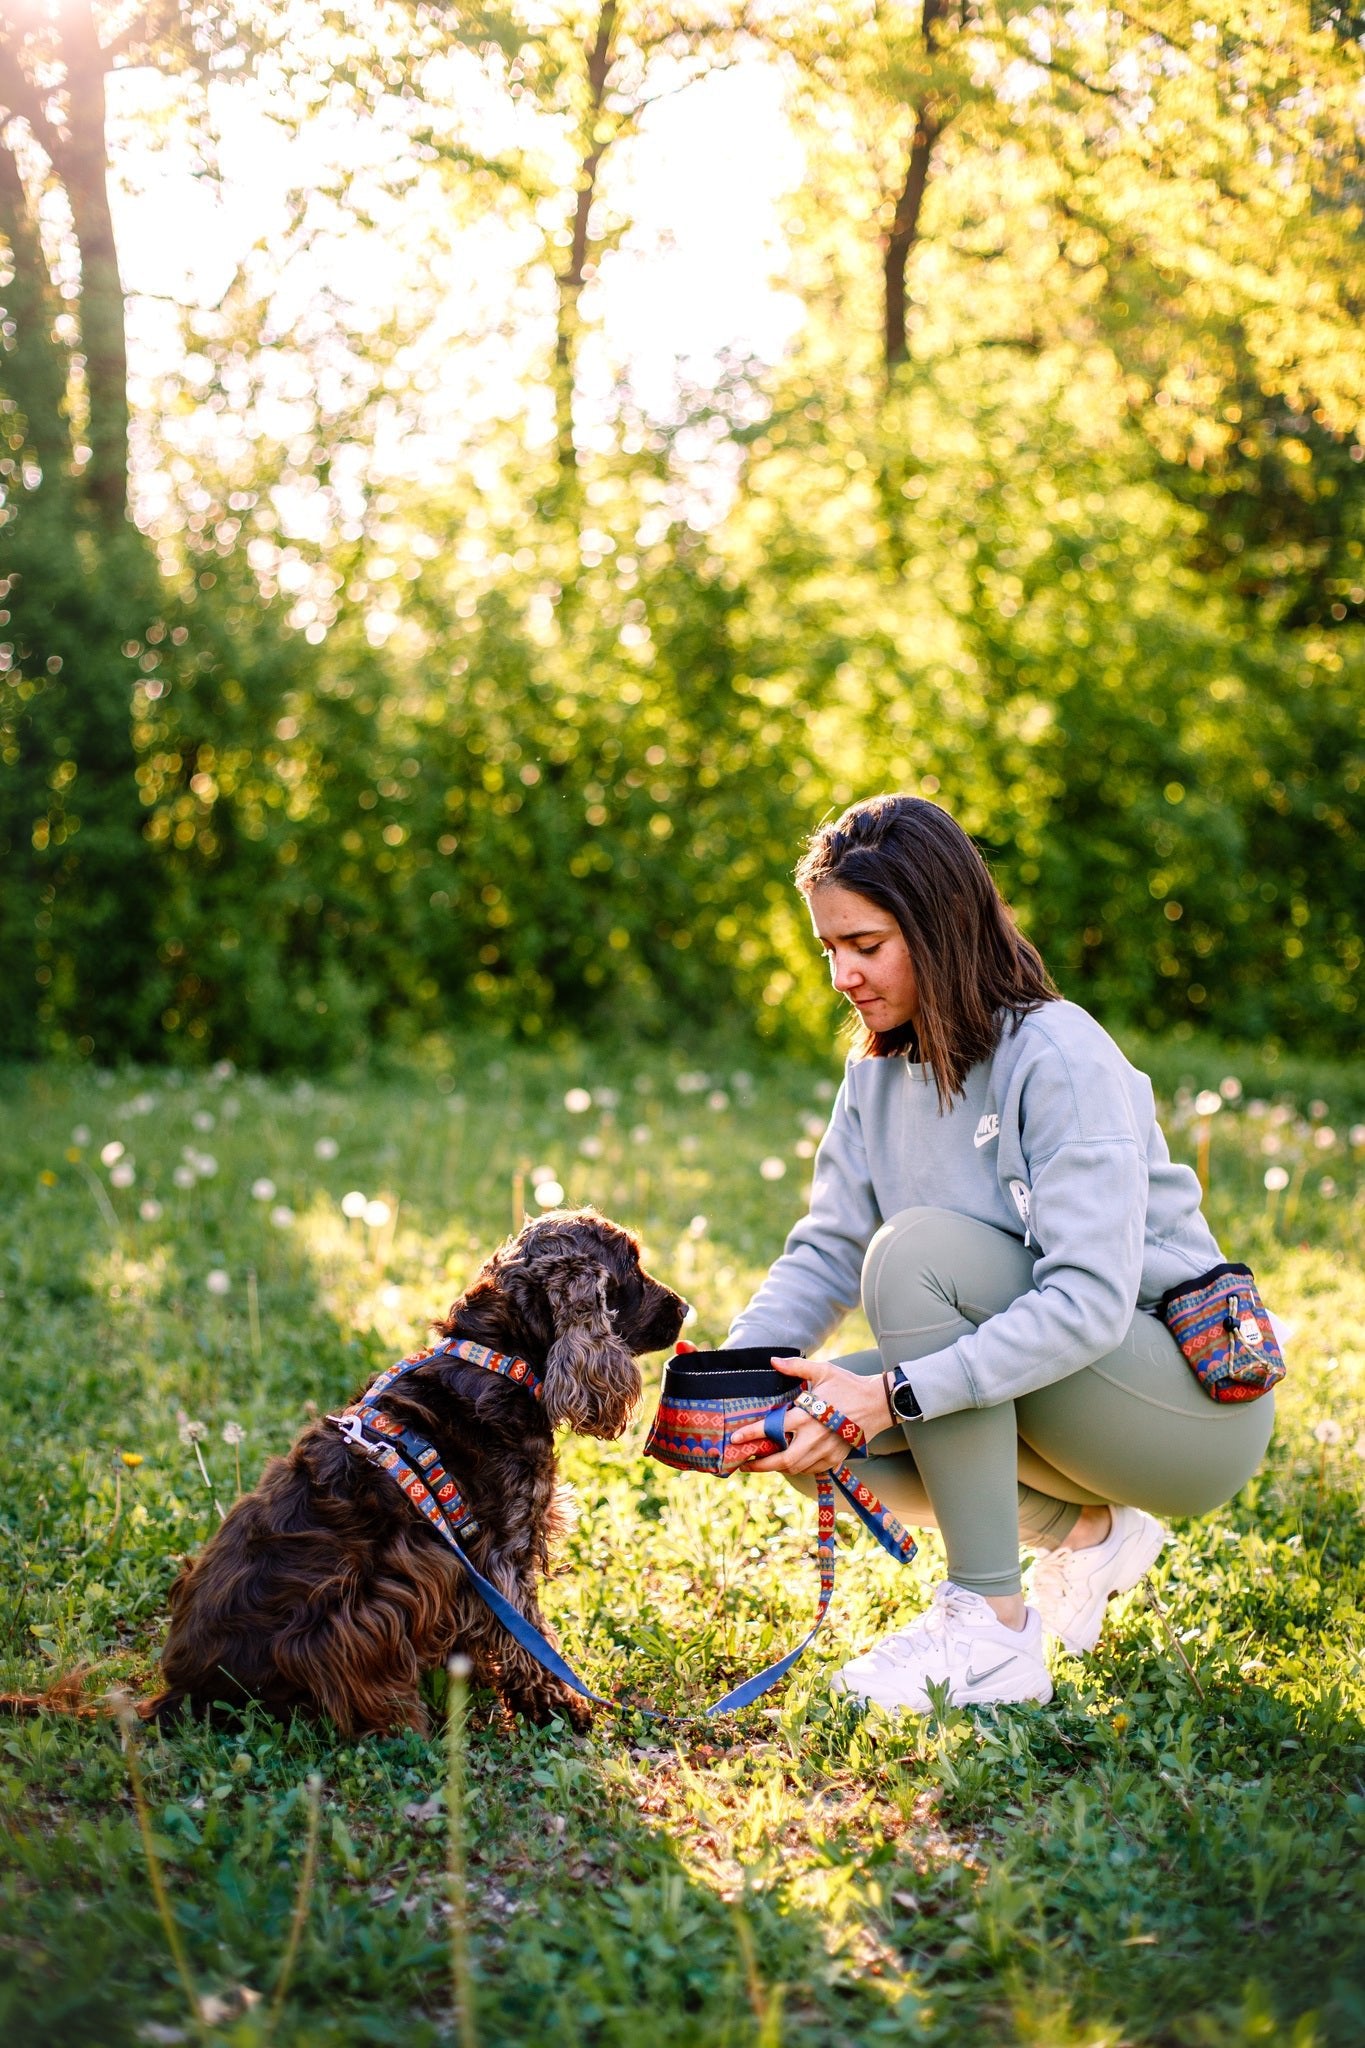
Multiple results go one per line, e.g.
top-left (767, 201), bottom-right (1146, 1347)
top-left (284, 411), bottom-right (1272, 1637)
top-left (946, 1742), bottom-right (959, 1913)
top-left (973, 1114), bottom-right (1000, 1148)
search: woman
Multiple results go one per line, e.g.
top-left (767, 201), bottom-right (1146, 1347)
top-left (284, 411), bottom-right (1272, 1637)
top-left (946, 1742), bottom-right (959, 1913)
top-left (727, 795), bottom-right (1275, 1713)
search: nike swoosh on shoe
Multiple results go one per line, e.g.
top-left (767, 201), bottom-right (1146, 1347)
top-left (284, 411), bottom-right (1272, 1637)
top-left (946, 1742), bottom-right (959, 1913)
top-left (964, 1657), bottom-right (1017, 1688)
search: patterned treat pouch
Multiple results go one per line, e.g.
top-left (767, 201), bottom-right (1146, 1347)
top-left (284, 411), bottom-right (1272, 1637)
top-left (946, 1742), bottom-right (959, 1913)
top-left (1157, 1263), bottom-right (1286, 1403)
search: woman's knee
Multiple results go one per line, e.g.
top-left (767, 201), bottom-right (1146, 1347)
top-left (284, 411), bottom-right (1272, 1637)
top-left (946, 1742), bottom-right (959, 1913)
top-left (861, 1205), bottom-right (1037, 1344)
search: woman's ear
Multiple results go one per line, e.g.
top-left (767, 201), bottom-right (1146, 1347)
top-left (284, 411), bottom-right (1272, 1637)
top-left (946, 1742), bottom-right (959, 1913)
top-left (537, 1256), bottom-right (641, 1439)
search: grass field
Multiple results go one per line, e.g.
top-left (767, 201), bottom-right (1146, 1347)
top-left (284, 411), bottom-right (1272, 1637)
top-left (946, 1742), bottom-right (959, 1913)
top-left (2, 1034), bottom-right (1363, 2047)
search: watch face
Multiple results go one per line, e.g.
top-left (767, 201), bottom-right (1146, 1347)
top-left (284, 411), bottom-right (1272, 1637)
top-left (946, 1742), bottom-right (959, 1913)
top-left (892, 1380), bottom-right (919, 1421)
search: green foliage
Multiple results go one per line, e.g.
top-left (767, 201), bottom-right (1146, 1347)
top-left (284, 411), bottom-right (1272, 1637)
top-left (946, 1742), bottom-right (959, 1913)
top-left (1, 1040), bottom-right (1363, 2044)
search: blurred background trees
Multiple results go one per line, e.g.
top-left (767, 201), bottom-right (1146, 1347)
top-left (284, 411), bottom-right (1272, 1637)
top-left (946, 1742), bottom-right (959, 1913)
top-left (1, 0), bottom-right (1361, 1066)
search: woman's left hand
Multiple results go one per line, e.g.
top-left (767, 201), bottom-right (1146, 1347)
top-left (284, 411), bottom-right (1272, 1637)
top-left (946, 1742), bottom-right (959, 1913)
top-left (729, 1355), bottom-right (894, 1475)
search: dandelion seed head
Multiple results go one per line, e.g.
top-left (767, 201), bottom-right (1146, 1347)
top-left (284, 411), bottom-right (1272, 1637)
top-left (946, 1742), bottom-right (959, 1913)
top-left (564, 1088), bottom-right (592, 1114)
top-left (814, 1079), bottom-right (836, 1102)
top-left (1312, 1419), bottom-right (1344, 1446)
top-left (731, 1071), bottom-right (753, 1092)
top-left (759, 1156), bottom-right (787, 1181)
top-left (221, 1421), bottom-right (245, 1445)
top-left (795, 1139), bottom-right (816, 1159)
top-left (675, 1071), bottom-right (708, 1095)
top-left (196, 1154), bottom-right (218, 1178)
top-left (205, 1270), bottom-right (231, 1296)
top-left (593, 1087), bottom-right (619, 1109)
top-left (1264, 1166), bottom-right (1289, 1192)
top-left (1350, 1124), bottom-right (1365, 1148)
top-left (314, 1136), bottom-right (339, 1161)
top-left (1319, 1178), bottom-right (1337, 1198)
top-left (212, 1059), bottom-right (235, 1082)
top-left (679, 1133), bottom-right (700, 1158)
top-left (530, 1164), bottom-right (558, 1188)
top-left (270, 1205), bottom-right (295, 1229)
top-left (110, 1162), bottom-right (135, 1188)
top-left (71, 1125), bottom-right (90, 1147)
top-left (687, 1214), bottom-right (708, 1238)
top-left (192, 1110), bottom-right (215, 1133)
top-left (1219, 1076), bottom-right (1242, 1102)
top-left (172, 1164), bottom-right (196, 1189)
top-left (341, 1190), bottom-right (368, 1219)
top-left (534, 1180), bottom-right (565, 1207)
top-left (630, 1124), bottom-right (651, 1145)
top-left (707, 1090), bottom-right (729, 1111)
top-left (363, 1198), bottom-right (392, 1228)
top-left (1194, 1090), bottom-right (1222, 1118)
top-left (379, 1283), bottom-right (402, 1308)
top-left (1309, 1099), bottom-right (1329, 1121)
top-left (178, 1414), bottom-right (207, 1443)
top-left (251, 1177), bottom-right (276, 1201)
top-left (139, 1198), bottom-right (163, 1221)
top-left (579, 1135), bottom-right (604, 1158)
top-left (100, 1140), bottom-right (125, 1166)
top-left (1313, 1127), bottom-right (1336, 1150)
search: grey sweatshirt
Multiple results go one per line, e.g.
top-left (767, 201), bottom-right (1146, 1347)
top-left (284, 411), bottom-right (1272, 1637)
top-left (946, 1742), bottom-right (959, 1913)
top-left (728, 1000), bottom-right (1222, 1420)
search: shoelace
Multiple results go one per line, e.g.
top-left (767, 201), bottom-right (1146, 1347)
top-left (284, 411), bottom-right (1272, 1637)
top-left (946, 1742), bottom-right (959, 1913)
top-left (872, 1582), bottom-right (993, 1666)
top-left (1031, 1545), bottom-right (1090, 1608)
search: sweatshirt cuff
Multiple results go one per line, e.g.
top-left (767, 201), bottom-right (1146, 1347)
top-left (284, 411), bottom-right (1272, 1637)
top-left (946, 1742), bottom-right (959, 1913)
top-left (895, 1342), bottom-right (980, 1421)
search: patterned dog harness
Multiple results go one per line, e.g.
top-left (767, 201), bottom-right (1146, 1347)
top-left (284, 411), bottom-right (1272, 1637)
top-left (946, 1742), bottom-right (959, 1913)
top-left (330, 1336), bottom-right (541, 1551)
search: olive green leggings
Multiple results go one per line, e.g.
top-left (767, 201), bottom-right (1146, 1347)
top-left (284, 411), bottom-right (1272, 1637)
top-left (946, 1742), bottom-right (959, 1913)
top-left (789, 1206), bottom-right (1275, 1596)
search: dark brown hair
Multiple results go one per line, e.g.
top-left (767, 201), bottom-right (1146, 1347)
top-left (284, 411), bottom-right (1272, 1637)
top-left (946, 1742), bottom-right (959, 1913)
top-left (796, 794), bottom-right (1058, 1106)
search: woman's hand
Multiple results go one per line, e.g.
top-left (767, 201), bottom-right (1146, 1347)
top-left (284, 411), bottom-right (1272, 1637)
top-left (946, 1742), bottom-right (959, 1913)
top-left (729, 1355), bottom-right (893, 1475)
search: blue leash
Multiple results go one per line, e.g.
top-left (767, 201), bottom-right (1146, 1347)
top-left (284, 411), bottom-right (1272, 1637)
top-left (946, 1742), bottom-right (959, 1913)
top-left (334, 1345), bottom-right (914, 1721)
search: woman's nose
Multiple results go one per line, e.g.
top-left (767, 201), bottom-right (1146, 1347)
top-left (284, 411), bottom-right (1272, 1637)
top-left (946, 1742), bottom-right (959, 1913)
top-left (831, 953), bottom-right (860, 992)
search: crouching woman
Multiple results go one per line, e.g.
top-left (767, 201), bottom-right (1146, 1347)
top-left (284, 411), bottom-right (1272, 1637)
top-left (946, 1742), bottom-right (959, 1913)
top-left (728, 794), bottom-right (1275, 1714)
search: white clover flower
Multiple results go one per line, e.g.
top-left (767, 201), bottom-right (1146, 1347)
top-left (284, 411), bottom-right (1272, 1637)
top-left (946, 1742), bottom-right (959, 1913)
top-left (205, 1269), bottom-right (231, 1296)
top-left (173, 1164), bottom-right (197, 1189)
top-left (1264, 1166), bottom-right (1290, 1192)
top-left (270, 1205), bottom-right (295, 1229)
top-left (139, 1198), bottom-right (163, 1221)
top-left (1219, 1076), bottom-right (1243, 1102)
top-left (314, 1137), bottom-right (339, 1161)
top-left (100, 1140), bottom-right (125, 1166)
top-left (579, 1135), bottom-right (604, 1158)
top-left (192, 1110), bottom-right (215, 1133)
top-left (534, 1180), bottom-right (564, 1208)
top-left (1312, 1419), bottom-right (1345, 1446)
top-left (341, 1190), bottom-right (368, 1218)
top-left (71, 1125), bottom-right (90, 1147)
top-left (1194, 1090), bottom-right (1222, 1117)
top-left (759, 1156), bottom-right (787, 1181)
top-left (251, 1177), bottom-right (276, 1201)
top-left (564, 1088), bottom-right (592, 1114)
top-left (363, 1198), bottom-right (392, 1228)
top-left (221, 1421), bottom-right (245, 1446)
top-left (110, 1162), bottom-right (135, 1189)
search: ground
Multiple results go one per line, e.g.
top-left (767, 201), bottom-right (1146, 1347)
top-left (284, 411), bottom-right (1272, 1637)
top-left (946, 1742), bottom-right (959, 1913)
top-left (1, 1034), bottom-right (1362, 2047)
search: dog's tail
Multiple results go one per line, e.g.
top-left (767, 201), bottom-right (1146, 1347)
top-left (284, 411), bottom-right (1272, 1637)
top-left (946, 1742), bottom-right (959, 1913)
top-left (0, 1668), bottom-right (173, 1723)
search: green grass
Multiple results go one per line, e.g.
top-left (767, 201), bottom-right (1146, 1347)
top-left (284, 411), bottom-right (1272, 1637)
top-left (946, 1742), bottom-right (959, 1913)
top-left (2, 1037), bottom-right (1363, 2048)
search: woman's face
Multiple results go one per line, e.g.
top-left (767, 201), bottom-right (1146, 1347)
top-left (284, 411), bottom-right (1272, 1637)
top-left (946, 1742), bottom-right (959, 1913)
top-left (808, 884), bottom-right (921, 1033)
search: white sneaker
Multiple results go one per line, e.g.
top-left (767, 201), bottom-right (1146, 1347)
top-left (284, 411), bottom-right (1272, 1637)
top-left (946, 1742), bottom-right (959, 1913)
top-left (1030, 1505), bottom-right (1167, 1654)
top-left (831, 1582), bottom-right (1053, 1713)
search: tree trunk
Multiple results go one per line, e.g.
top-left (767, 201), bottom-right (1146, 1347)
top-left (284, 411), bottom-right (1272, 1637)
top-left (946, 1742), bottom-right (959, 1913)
top-left (0, 137), bottom-right (71, 493)
top-left (552, 0), bottom-right (616, 492)
top-left (883, 113), bottom-right (937, 374)
top-left (58, 0), bottom-right (129, 529)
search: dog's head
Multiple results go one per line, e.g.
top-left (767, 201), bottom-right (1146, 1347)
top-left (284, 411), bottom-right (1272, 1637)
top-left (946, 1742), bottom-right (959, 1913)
top-left (453, 1210), bottom-right (688, 1439)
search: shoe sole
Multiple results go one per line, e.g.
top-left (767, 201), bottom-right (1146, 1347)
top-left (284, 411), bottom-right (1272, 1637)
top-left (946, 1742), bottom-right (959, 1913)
top-left (832, 1672), bottom-right (1055, 1713)
top-left (1049, 1515), bottom-right (1167, 1655)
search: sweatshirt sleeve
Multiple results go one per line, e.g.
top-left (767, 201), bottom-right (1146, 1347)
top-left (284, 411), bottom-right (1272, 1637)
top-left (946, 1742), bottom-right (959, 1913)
top-left (726, 1069), bottom-right (883, 1353)
top-left (903, 1035), bottom-right (1149, 1420)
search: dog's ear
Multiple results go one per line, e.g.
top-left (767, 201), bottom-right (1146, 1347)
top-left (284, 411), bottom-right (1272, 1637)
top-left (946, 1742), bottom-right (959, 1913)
top-left (536, 1255), bottom-right (641, 1440)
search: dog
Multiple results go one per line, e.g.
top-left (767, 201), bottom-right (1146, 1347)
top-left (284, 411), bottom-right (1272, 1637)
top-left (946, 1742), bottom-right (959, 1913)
top-left (145, 1209), bottom-right (687, 1737)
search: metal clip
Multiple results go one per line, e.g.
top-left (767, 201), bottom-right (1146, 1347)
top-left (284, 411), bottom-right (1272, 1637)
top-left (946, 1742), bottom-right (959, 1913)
top-left (329, 1412), bottom-right (382, 1457)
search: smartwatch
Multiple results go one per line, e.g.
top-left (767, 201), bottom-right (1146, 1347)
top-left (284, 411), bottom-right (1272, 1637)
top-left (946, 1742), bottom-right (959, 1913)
top-left (887, 1366), bottom-right (923, 1423)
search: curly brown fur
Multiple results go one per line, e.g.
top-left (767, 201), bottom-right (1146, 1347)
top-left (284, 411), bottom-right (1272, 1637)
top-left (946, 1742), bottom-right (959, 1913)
top-left (138, 1210), bottom-right (686, 1739)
